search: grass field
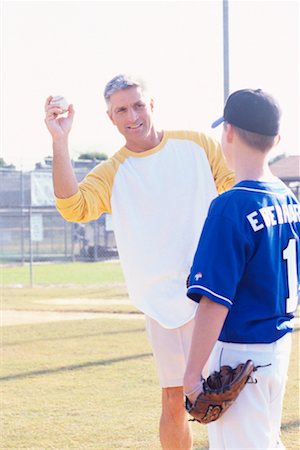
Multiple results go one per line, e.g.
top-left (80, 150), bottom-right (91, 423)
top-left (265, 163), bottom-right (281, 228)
top-left (1, 261), bottom-right (300, 449)
top-left (1, 261), bottom-right (125, 287)
top-left (2, 261), bottom-right (136, 316)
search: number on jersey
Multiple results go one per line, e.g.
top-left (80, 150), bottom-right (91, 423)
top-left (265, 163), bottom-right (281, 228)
top-left (283, 238), bottom-right (299, 313)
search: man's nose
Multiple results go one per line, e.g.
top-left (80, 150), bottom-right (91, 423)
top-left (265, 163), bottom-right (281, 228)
top-left (127, 107), bottom-right (138, 122)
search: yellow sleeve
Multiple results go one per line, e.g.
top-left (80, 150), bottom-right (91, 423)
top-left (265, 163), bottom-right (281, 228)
top-left (55, 153), bottom-right (123, 222)
top-left (197, 133), bottom-right (235, 193)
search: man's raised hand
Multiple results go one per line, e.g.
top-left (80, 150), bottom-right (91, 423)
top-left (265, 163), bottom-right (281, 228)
top-left (44, 95), bottom-right (75, 140)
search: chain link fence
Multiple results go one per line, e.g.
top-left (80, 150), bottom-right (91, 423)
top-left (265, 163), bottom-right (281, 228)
top-left (1, 166), bottom-right (299, 264)
top-left (0, 168), bottom-right (118, 263)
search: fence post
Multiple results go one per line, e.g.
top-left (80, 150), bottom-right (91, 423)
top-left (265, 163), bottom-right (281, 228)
top-left (93, 221), bottom-right (97, 261)
top-left (29, 207), bottom-right (33, 287)
top-left (70, 222), bottom-right (75, 262)
top-left (20, 170), bottom-right (25, 264)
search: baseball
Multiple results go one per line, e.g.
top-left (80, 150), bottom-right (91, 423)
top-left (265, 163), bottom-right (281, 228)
top-left (50, 95), bottom-right (69, 113)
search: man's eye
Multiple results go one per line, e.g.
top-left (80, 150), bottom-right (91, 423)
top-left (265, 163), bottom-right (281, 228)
top-left (117, 108), bottom-right (126, 113)
top-left (134, 103), bottom-right (145, 109)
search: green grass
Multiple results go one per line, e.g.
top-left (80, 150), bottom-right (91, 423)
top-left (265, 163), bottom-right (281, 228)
top-left (1, 317), bottom-right (299, 450)
top-left (1, 261), bottom-right (125, 286)
top-left (1, 318), bottom-right (162, 449)
top-left (1, 318), bottom-right (210, 449)
top-left (1, 263), bottom-right (299, 449)
top-left (1, 287), bottom-right (137, 314)
top-left (2, 261), bottom-right (136, 314)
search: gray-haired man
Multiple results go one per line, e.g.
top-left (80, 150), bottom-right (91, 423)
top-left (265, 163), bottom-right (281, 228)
top-left (45, 74), bottom-right (234, 450)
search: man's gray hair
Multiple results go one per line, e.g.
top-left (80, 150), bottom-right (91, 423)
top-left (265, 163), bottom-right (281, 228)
top-left (104, 74), bottom-right (146, 105)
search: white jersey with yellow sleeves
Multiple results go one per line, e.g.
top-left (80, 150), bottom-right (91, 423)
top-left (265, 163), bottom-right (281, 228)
top-left (56, 130), bottom-right (234, 328)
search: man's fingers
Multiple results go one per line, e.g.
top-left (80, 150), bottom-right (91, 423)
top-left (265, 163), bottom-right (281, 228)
top-left (67, 104), bottom-right (75, 117)
top-left (44, 97), bottom-right (75, 125)
top-left (45, 107), bottom-right (64, 120)
top-left (44, 96), bottom-right (53, 111)
top-left (44, 96), bottom-right (62, 116)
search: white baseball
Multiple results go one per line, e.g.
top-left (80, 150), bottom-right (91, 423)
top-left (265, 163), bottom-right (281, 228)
top-left (50, 95), bottom-right (69, 113)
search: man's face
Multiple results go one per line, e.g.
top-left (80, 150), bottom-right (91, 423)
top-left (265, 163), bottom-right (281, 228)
top-left (107, 86), bottom-right (154, 147)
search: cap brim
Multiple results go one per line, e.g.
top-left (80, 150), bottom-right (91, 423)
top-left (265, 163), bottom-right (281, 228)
top-left (211, 116), bottom-right (224, 129)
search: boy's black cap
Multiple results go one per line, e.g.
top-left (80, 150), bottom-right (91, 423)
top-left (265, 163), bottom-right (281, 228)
top-left (211, 89), bottom-right (281, 136)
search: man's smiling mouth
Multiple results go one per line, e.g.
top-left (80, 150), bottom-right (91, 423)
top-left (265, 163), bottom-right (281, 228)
top-left (127, 123), bottom-right (143, 130)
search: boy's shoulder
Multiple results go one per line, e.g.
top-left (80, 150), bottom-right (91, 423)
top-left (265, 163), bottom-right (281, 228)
top-left (209, 178), bottom-right (295, 220)
top-left (212, 179), bottom-right (289, 206)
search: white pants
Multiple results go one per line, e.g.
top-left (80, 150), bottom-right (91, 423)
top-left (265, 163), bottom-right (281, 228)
top-left (207, 333), bottom-right (292, 450)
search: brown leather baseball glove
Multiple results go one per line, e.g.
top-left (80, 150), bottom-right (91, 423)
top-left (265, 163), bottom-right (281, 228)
top-left (185, 360), bottom-right (255, 424)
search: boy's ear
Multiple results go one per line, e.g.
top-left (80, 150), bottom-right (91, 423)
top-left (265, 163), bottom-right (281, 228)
top-left (274, 134), bottom-right (281, 146)
top-left (225, 123), bottom-right (234, 143)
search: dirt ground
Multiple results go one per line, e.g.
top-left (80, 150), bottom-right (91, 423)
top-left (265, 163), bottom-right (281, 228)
top-left (1, 296), bottom-right (143, 326)
top-left (1, 309), bottom-right (144, 326)
top-left (2, 298), bottom-right (298, 327)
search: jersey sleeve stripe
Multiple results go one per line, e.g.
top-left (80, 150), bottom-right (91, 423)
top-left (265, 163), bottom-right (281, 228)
top-left (187, 284), bottom-right (233, 305)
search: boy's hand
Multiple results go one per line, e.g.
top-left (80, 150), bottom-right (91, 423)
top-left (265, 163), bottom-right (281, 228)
top-left (184, 383), bottom-right (204, 405)
top-left (185, 360), bottom-right (255, 424)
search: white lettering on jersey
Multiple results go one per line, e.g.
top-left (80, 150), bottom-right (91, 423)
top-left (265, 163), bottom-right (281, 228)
top-left (246, 211), bottom-right (264, 232)
top-left (259, 206), bottom-right (277, 227)
top-left (274, 205), bottom-right (284, 224)
top-left (247, 203), bottom-right (300, 232)
top-left (295, 204), bottom-right (300, 221)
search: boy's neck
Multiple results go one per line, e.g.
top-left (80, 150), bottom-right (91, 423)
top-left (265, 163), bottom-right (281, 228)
top-left (234, 147), bottom-right (277, 183)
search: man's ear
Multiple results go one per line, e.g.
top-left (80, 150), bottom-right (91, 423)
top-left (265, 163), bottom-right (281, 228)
top-left (107, 110), bottom-right (115, 125)
top-left (150, 98), bottom-right (154, 112)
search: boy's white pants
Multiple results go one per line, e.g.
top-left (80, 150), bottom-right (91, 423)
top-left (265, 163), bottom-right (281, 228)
top-left (207, 333), bottom-right (292, 450)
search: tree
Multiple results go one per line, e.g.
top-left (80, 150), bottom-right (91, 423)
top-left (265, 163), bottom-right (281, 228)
top-left (0, 157), bottom-right (16, 169)
top-left (78, 152), bottom-right (108, 161)
top-left (268, 152), bottom-right (286, 165)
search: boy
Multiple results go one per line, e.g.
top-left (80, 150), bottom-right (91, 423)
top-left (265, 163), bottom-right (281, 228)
top-left (183, 89), bottom-right (300, 449)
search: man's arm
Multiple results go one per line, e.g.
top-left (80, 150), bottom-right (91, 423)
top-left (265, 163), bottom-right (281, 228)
top-left (44, 96), bottom-right (78, 198)
top-left (183, 296), bottom-right (228, 402)
top-left (198, 133), bottom-right (235, 193)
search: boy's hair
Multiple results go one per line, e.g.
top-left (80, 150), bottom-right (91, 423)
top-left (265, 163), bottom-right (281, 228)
top-left (104, 74), bottom-right (147, 106)
top-left (228, 124), bottom-right (277, 152)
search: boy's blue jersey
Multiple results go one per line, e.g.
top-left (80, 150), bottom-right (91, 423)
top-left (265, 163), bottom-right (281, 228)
top-left (187, 179), bottom-right (300, 343)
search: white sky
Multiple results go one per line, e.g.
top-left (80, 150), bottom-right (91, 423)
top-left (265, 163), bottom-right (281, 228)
top-left (1, 0), bottom-right (299, 170)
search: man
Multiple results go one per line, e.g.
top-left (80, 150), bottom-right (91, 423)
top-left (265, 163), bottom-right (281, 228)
top-left (44, 74), bottom-right (234, 450)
